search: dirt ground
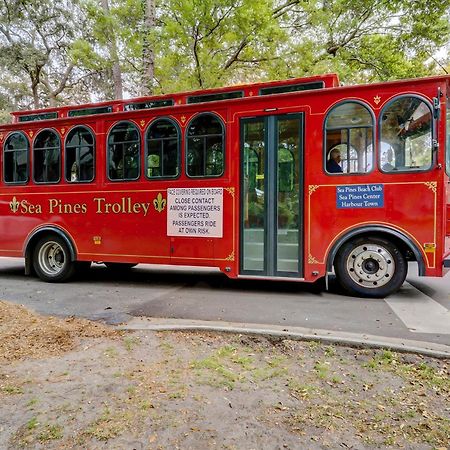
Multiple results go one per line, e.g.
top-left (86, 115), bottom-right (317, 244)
top-left (0, 300), bottom-right (449, 450)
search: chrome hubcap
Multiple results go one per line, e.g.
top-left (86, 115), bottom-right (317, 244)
top-left (346, 244), bottom-right (395, 288)
top-left (38, 241), bottom-right (66, 276)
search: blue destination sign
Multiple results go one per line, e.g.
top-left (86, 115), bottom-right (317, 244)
top-left (336, 184), bottom-right (384, 209)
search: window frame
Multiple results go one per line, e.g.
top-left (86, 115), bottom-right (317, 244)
top-left (32, 128), bottom-right (61, 184)
top-left (106, 120), bottom-right (141, 182)
top-left (378, 94), bottom-right (435, 174)
top-left (323, 100), bottom-right (375, 176)
top-left (145, 117), bottom-right (181, 180)
top-left (187, 91), bottom-right (243, 104)
top-left (64, 125), bottom-right (96, 183)
top-left (185, 112), bottom-right (225, 178)
top-left (3, 131), bottom-right (29, 185)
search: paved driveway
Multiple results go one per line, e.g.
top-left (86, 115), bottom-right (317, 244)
top-left (0, 258), bottom-right (449, 352)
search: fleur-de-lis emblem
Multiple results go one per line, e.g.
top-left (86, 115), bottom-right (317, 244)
top-left (181, 116), bottom-right (186, 124)
top-left (374, 95), bottom-right (381, 105)
top-left (61, 127), bottom-right (66, 135)
top-left (29, 130), bottom-right (34, 138)
top-left (10, 197), bottom-right (20, 213)
top-left (153, 192), bottom-right (166, 213)
top-left (140, 119), bottom-right (146, 128)
top-left (93, 236), bottom-right (102, 245)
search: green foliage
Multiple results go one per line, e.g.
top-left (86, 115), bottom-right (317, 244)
top-left (0, 0), bottom-right (448, 110)
top-left (151, 0), bottom-right (285, 92)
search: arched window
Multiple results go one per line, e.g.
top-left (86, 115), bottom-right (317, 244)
top-left (146, 119), bottom-right (179, 178)
top-left (33, 129), bottom-right (60, 183)
top-left (65, 126), bottom-right (95, 182)
top-left (3, 132), bottom-right (29, 184)
top-left (186, 114), bottom-right (224, 177)
top-left (325, 102), bottom-right (374, 174)
top-left (380, 96), bottom-right (433, 172)
top-left (108, 122), bottom-right (140, 181)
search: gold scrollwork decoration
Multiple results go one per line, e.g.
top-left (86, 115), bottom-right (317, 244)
top-left (424, 181), bottom-right (437, 193)
top-left (374, 95), bottom-right (381, 105)
top-left (225, 251), bottom-right (235, 261)
top-left (309, 185), bottom-right (319, 195)
top-left (225, 187), bottom-right (235, 198)
top-left (308, 254), bottom-right (319, 264)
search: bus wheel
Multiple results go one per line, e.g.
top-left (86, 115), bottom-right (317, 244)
top-left (334, 237), bottom-right (407, 298)
top-left (104, 262), bottom-right (137, 271)
top-left (33, 236), bottom-right (76, 282)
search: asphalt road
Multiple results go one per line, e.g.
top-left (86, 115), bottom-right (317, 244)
top-left (0, 257), bottom-right (449, 350)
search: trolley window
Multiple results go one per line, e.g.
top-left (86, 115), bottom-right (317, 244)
top-left (325, 102), bottom-right (374, 174)
top-left (380, 96), bottom-right (433, 172)
top-left (146, 119), bottom-right (179, 178)
top-left (65, 127), bottom-right (95, 182)
top-left (3, 132), bottom-right (29, 184)
top-left (108, 122), bottom-right (140, 181)
top-left (186, 114), bottom-right (224, 177)
top-left (33, 129), bottom-right (60, 183)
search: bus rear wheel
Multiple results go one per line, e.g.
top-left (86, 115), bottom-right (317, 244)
top-left (334, 237), bottom-right (407, 298)
top-left (33, 235), bottom-right (76, 282)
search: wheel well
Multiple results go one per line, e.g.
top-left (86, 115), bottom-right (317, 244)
top-left (24, 229), bottom-right (76, 275)
top-left (327, 229), bottom-right (425, 276)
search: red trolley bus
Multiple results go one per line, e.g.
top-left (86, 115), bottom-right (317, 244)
top-left (0, 73), bottom-right (449, 297)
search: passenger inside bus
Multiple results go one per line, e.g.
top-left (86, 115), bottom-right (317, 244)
top-left (382, 147), bottom-right (395, 171)
top-left (326, 148), bottom-right (343, 173)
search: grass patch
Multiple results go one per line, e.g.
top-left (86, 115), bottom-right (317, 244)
top-left (103, 346), bottom-right (119, 358)
top-left (26, 417), bottom-right (38, 430)
top-left (38, 424), bottom-right (63, 442)
top-left (123, 336), bottom-right (140, 352)
top-left (27, 398), bottom-right (39, 409)
top-left (85, 407), bottom-right (128, 441)
top-left (313, 361), bottom-right (330, 379)
top-left (288, 379), bottom-right (319, 399)
top-left (1, 385), bottom-right (24, 395)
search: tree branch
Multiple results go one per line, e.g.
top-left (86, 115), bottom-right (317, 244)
top-left (222, 37), bottom-right (250, 71)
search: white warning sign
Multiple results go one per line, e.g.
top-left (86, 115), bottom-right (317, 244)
top-left (167, 188), bottom-right (223, 237)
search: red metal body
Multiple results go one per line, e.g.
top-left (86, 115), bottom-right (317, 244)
top-left (0, 73), bottom-right (449, 290)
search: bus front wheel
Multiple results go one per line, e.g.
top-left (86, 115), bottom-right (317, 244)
top-left (334, 237), bottom-right (407, 298)
top-left (33, 235), bottom-right (76, 282)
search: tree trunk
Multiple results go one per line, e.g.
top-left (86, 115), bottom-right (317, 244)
top-left (101, 0), bottom-right (123, 100)
top-left (142, 0), bottom-right (155, 96)
top-left (32, 82), bottom-right (40, 109)
top-left (30, 70), bottom-right (41, 109)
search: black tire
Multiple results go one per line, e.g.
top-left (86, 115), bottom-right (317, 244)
top-left (334, 237), bottom-right (407, 298)
top-left (32, 235), bottom-right (76, 282)
top-left (104, 262), bottom-right (137, 271)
